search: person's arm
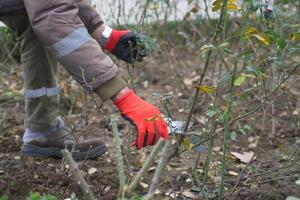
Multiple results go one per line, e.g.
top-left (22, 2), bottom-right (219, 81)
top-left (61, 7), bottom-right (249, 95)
top-left (75, 0), bottom-right (146, 63)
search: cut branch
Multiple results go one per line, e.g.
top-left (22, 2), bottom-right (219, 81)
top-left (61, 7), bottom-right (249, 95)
top-left (143, 140), bottom-right (172, 200)
top-left (110, 117), bottom-right (127, 196)
top-left (61, 149), bottom-right (97, 200)
top-left (126, 139), bottom-right (165, 195)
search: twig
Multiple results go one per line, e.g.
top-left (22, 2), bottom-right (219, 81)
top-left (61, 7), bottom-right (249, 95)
top-left (244, 175), bottom-right (298, 186)
top-left (61, 149), bottom-right (97, 200)
top-left (231, 63), bottom-right (300, 123)
top-left (143, 140), bottom-right (172, 200)
top-left (110, 117), bottom-right (126, 197)
top-left (126, 139), bottom-right (165, 195)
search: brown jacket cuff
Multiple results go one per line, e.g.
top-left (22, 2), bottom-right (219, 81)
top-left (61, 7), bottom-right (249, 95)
top-left (94, 75), bottom-right (127, 101)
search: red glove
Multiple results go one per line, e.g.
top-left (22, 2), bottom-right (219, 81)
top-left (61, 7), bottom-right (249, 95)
top-left (114, 90), bottom-right (168, 149)
top-left (103, 28), bottom-right (147, 63)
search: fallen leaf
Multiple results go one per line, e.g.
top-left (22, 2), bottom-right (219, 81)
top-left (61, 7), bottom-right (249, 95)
top-left (148, 167), bottom-right (156, 172)
top-left (154, 189), bottom-right (161, 195)
top-left (253, 33), bottom-right (271, 46)
top-left (213, 146), bottom-right (221, 152)
top-left (231, 151), bottom-right (254, 163)
top-left (196, 85), bottom-right (216, 94)
top-left (183, 191), bottom-right (198, 199)
top-left (228, 171), bottom-right (239, 176)
top-left (170, 193), bottom-right (176, 198)
top-left (139, 182), bottom-right (149, 188)
top-left (183, 138), bottom-right (194, 151)
top-left (286, 196), bottom-right (300, 200)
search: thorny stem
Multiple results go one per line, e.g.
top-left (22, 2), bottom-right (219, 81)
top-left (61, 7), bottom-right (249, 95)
top-left (178, 0), bottom-right (229, 149)
top-left (219, 53), bottom-right (238, 200)
top-left (61, 149), bottom-right (96, 200)
top-left (110, 117), bottom-right (127, 198)
top-left (203, 97), bottom-right (218, 181)
top-left (126, 139), bottom-right (165, 195)
top-left (143, 140), bottom-right (172, 200)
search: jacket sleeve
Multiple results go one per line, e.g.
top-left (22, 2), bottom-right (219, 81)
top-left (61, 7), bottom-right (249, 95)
top-left (75, 0), bottom-right (104, 33)
top-left (23, 0), bottom-right (126, 101)
top-left (0, 0), bottom-right (103, 34)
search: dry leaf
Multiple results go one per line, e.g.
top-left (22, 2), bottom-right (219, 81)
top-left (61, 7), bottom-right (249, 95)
top-left (228, 171), bottom-right (239, 176)
top-left (213, 146), bottom-right (221, 152)
top-left (154, 189), bottom-right (161, 195)
top-left (148, 167), bottom-right (156, 172)
top-left (252, 33), bottom-right (271, 46)
top-left (183, 191), bottom-right (198, 199)
top-left (231, 151), bottom-right (254, 163)
top-left (139, 182), bottom-right (149, 188)
top-left (196, 85), bottom-right (216, 94)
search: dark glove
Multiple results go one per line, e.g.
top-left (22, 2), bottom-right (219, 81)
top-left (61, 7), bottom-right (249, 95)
top-left (104, 29), bottom-right (147, 63)
top-left (114, 90), bottom-right (168, 149)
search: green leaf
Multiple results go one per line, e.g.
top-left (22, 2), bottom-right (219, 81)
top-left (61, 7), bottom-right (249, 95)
top-left (245, 66), bottom-right (258, 75)
top-left (234, 75), bottom-right (247, 86)
top-left (219, 112), bottom-right (228, 125)
top-left (250, 0), bottom-right (260, 11)
top-left (0, 195), bottom-right (8, 200)
top-left (183, 138), bottom-right (194, 151)
top-left (27, 192), bottom-right (40, 200)
top-left (230, 131), bottom-right (237, 141)
top-left (240, 91), bottom-right (250, 101)
top-left (276, 37), bottom-right (287, 50)
top-left (265, 31), bottom-right (287, 50)
top-left (206, 109), bottom-right (217, 118)
top-left (296, 180), bottom-right (300, 186)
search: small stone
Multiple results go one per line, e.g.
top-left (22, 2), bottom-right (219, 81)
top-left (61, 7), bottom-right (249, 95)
top-left (178, 109), bottom-right (185, 113)
top-left (88, 168), bottom-right (97, 175)
top-left (14, 156), bottom-right (21, 160)
top-left (104, 186), bottom-right (111, 192)
top-left (185, 178), bottom-right (192, 183)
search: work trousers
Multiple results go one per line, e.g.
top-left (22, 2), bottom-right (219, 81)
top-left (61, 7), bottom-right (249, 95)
top-left (0, 0), bottom-right (126, 131)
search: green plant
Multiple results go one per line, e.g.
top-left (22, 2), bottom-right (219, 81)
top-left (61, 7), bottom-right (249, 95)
top-left (26, 192), bottom-right (57, 200)
top-left (0, 195), bottom-right (8, 200)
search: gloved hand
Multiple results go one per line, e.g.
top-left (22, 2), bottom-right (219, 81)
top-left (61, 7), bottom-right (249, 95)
top-left (104, 28), bottom-right (147, 63)
top-left (114, 90), bottom-right (168, 149)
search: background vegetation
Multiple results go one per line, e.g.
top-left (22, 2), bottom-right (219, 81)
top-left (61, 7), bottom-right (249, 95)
top-left (0, 0), bottom-right (300, 199)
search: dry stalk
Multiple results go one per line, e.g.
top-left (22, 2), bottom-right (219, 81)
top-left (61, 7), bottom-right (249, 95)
top-left (61, 149), bottom-right (97, 200)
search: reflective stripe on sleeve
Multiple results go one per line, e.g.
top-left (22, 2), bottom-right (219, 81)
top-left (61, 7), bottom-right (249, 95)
top-left (47, 27), bottom-right (91, 58)
top-left (25, 87), bottom-right (61, 98)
